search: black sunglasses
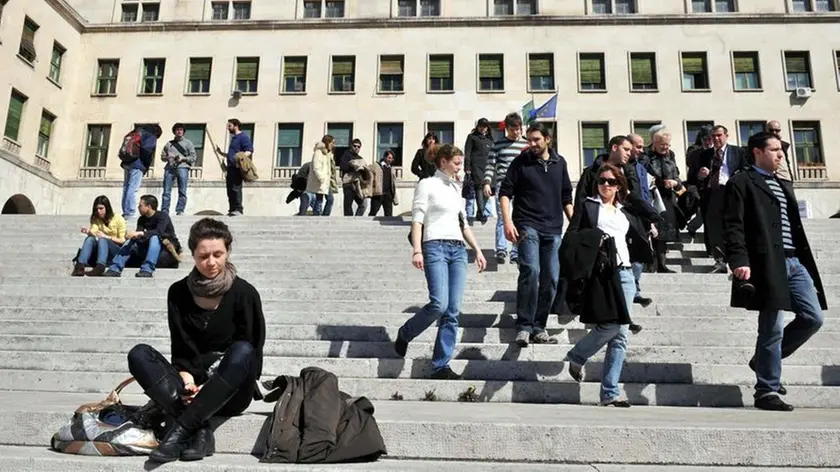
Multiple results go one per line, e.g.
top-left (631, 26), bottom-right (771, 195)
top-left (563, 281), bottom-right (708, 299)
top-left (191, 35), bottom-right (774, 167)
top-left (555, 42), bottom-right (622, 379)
top-left (598, 177), bottom-right (619, 186)
top-left (769, 129), bottom-right (782, 133)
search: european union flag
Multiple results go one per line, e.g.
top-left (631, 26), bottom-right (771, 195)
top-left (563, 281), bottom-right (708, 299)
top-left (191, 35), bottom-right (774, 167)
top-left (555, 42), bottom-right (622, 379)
top-left (532, 94), bottom-right (557, 122)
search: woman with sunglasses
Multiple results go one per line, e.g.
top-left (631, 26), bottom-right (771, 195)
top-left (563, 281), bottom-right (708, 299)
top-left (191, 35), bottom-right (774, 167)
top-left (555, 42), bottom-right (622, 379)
top-left (564, 163), bottom-right (650, 407)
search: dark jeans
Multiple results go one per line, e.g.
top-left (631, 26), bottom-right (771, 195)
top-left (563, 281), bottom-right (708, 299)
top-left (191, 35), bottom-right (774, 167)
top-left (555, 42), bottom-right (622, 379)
top-left (161, 167), bottom-right (189, 215)
top-left (323, 190), bottom-right (335, 216)
top-left (515, 226), bottom-right (562, 334)
top-left (343, 184), bottom-right (364, 216)
top-left (127, 341), bottom-right (257, 417)
top-left (369, 194), bottom-right (394, 217)
top-left (78, 235), bottom-right (121, 266)
top-left (473, 183), bottom-right (488, 221)
top-left (226, 167), bottom-right (244, 214)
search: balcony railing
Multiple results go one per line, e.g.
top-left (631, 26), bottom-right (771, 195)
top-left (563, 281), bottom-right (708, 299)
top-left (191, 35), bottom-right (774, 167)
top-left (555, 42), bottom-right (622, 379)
top-left (78, 167), bottom-right (106, 179)
top-left (35, 155), bottom-right (51, 172)
top-left (797, 166), bottom-right (827, 180)
top-left (273, 167), bottom-right (297, 179)
top-left (2, 137), bottom-right (21, 155)
top-left (189, 167), bottom-right (203, 180)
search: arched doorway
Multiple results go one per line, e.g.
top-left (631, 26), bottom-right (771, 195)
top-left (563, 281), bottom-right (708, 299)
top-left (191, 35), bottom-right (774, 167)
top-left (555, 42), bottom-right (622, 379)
top-left (1, 194), bottom-right (36, 214)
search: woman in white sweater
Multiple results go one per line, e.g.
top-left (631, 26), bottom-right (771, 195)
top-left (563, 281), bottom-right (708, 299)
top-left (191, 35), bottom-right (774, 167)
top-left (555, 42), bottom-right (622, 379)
top-left (305, 135), bottom-right (336, 215)
top-left (394, 144), bottom-right (487, 380)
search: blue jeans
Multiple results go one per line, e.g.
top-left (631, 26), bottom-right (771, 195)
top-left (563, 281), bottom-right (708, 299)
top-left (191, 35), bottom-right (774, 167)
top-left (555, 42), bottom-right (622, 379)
top-left (78, 235), bottom-right (120, 266)
top-left (754, 257), bottom-right (824, 398)
top-left (108, 236), bottom-right (161, 274)
top-left (466, 197), bottom-right (493, 223)
top-left (566, 268), bottom-right (635, 403)
top-left (323, 190), bottom-right (334, 216)
top-left (312, 194), bottom-right (326, 216)
top-left (398, 240), bottom-right (468, 371)
top-left (298, 192), bottom-right (317, 216)
top-left (121, 168), bottom-right (144, 218)
top-left (631, 262), bottom-right (644, 298)
top-left (161, 167), bottom-right (189, 214)
top-left (494, 185), bottom-right (517, 258)
top-left (515, 226), bottom-right (562, 334)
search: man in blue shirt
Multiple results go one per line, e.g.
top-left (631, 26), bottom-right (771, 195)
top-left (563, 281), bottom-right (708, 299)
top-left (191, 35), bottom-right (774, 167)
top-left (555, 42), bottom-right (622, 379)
top-left (122, 124), bottom-right (162, 219)
top-left (215, 119), bottom-right (253, 216)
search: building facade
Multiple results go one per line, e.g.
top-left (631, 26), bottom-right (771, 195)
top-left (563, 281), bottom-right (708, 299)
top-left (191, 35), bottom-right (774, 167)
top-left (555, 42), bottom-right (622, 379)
top-left (1, 0), bottom-right (839, 216)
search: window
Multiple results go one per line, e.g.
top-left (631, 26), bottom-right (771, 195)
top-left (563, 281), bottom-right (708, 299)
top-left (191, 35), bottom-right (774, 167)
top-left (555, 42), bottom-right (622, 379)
top-left (142, 3), bottom-right (159, 21)
top-left (581, 123), bottom-right (609, 167)
top-left (528, 53), bottom-right (555, 91)
top-left (478, 54), bottom-right (504, 91)
top-left (517, 0), bottom-right (537, 14)
top-left (494, 0), bottom-right (514, 15)
top-left (427, 122), bottom-right (454, 145)
top-left (141, 59), bottom-right (165, 94)
top-left (84, 125), bottom-right (111, 168)
top-left (399, 0), bottom-right (441, 16)
top-left (211, 2), bottom-right (228, 19)
top-left (692, 0), bottom-right (736, 11)
top-left (4, 90), bottom-right (27, 142)
top-left (283, 57), bottom-right (307, 93)
top-left (592, 0), bottom-right (612, 14)
top-left (398, 0), bottom-right (417, 16)
top-left (19, 17), bottom-right (38, 63)
top-left (737, 121), bottom-right (765, 145)
top-left (232, 1), bottom-right (251, 19)
top-left (686, 120), bottom-right (714, 146)
top-left (304, 1), bottom-right (321, 18)
top-left (276, 124), bottom-right (304, 168)
top-left (784, 51), bottom-right (812, 90)
top-left (421, 0), bottom-right (441, 16)
top-left (121, 4), bottom-right (138, 22)
top-left (325, 1), bottom-right (345, 17)
top-left (37, 111), bottom-right (55, 158)
top-left (429, 54), bottom-right (453, 92)
top-left (732, 52), bottom-right (761, 90)
top-left (630, 52), bottom-right (657, 91)
top-left (815, 0), bottom-right (837, 11)
top-left (616, 0), bottom-right (636, 13)
top-left (235, 57), bottom-right (259, 93)
top-left (593, 0), bottom-right (636, 13)
top-left (240, 123), bottom-right (255, 144)
top-left (49, 43), bottom-right (65, 84)
top-left (188, 58), bottom-right (212, 94)
top-left (183, 124), bottom-right (206, 167)
top-left (327, 122), bottom-right (353, 161)
top-left (792, 121), bottom-right (823, 166)
top-left (681, 52), bottom-right (710, 90)
top-left (96, 60), bottom-right (119, 95)
top-left (632, 121), bottom-right (662, 147)
top-left (793, 0), bottom-right (836, 11)
top-left (377, 123), bottom-right (404, 167)
top-left (379, 55), bottom-right (405, 93)
top-left (836, 51), bottom-right (840, 88)
top-left (579, 53), bottom-right (606, 91)
top-left (331, 56), bottom-right (355, 92)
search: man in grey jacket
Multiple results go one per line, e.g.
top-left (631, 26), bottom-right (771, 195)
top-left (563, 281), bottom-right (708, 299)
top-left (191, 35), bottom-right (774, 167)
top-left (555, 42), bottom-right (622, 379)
top-left (160, 123), bottom-right (197, 215)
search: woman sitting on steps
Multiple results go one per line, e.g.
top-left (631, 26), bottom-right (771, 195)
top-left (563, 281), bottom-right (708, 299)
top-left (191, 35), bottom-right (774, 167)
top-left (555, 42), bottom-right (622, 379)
top-left (126, 218), bottom-right (265, 463)
top-left (72, 195), bottom-right (126, 276)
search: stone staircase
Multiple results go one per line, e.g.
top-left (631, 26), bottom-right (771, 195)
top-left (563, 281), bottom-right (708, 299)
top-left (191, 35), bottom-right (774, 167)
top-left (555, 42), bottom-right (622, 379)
top-left (0, 215), bottom-right (839, 469)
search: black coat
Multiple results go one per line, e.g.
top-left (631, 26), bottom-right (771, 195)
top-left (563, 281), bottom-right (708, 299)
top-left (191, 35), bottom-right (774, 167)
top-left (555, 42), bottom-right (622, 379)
top-left (410, 148), bottom-right (436, 180)
top-left (464, 130), bottom-right (494, 186)
top-left (572, 198), bottom-right (654, 265)
top-left (561, 199), bottom-right (634, 325)
top-left (261, 367), bottom-right (387, 464)
top-left (723, 167), bottom-right (828, 311)
top-left (646, 150), bottom-right (684, 241)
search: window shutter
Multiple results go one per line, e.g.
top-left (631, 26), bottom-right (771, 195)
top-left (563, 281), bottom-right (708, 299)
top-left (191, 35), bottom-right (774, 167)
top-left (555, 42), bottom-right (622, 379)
top-left (332, 58), bottom-right (353, 75)
top-left (380, 57), bottom-right (403, 75)
top-left (20, 23), bottom-right (36, 59)
top-left (785, 54), bottom-right (808, 73)
top-left (284, 58), bottom-right (306, 76)
top-left (328, 125), bottom-right (352, 146)
top-left (631, 56), bottom-right (654, 84)
top-left (237, 59), bottom-right (258, 80)
top-left (733, 54), bottom-right (756, 73)
top-left (189, 60), bottom-right (211, 80)
top-left (277, 126), bottom-right (302, 148)
top-left (529, 55), bottom-right (551, 77)
top-left (429, 57), bottom-right (451, 78)
top-left (579, 56), bottom-right (603, 84)
top-left (682, 55), bottom-right (705, 74)
top-left (582, 125), bottom-right (606, 149)
top-left (4, 94), bottom-right (25, 140)
top-left (39, 115), bottom-right (52, 136)
top-left (479, 56), bottom-right (502, 78)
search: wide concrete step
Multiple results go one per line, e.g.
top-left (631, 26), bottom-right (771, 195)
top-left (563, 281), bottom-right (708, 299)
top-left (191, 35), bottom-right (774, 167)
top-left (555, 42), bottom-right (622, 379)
top-left (3, 391), bottom-right (840, 466)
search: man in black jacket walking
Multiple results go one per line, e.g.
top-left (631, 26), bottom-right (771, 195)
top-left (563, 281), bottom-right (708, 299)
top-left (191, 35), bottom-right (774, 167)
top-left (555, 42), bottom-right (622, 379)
top-left (723, 131), bottom-right (826, 411)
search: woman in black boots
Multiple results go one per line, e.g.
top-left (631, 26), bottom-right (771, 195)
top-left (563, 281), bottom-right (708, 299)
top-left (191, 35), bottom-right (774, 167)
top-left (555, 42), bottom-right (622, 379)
top-left (127, 218), bottom-right (265, 463)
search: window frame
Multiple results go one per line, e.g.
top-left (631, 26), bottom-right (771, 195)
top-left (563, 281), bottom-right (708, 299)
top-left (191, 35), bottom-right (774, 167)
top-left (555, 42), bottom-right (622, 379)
top-left (232, 1), bottom-right (251, 19)
top-left (578, 52), bottom-right (607, 92)
top-left (579, 121), bottom-right (610, 168)
top-left (630, 120), bottom-right (662, 147)
top-left (83, 124), bottom-right (111, 169)
top-left (234, 57), bottom-right (260, 94)
top-left (303, 0), bottom-right (322, 18)
top-left (326, 122), bottom-right (354, 161)
top-left (376, 122), bottom-right (406, 167)
top-left (281, 56), bottom-right (308, 94)
top-left (791, 120), bottom-right (824, 167)
top-left (37, 110), bottom-right (56, 158)
top-left (427, 122), bottom-right (455, 145)
top-left (378, 54), bottom-right (406, 94)
top-left (3, 90), bottom-right (28, 143)
top-left (790, 0), bottom-right (838, 12)
top-left (121, 3), bottom-right (138, 22)
top-left (141, 2), bottom-right (160, 22)
top-left (680, 51), bottom-right (711, 92)
top-left (493, 0), bottom-right (515, 15)
top-left (329, 55), bottom-right (356, 94)
top-left (18, 17), bottom-right (39, 64)
top-left (48, 42), bottom-right (66, 86)
top-left (527, 52), bottom-right (556, 93)
top-left (690, 0), bottom-right (737, 12)
top-left (186, 57), bottom-right (213, 95)
top-left (477, 53), bottom-right (505, 93)
top-left (731, 51), bottom-right (762, 92)
top-left (276, 123), bottom-right (305, 168)
top-left (182, 124), bottom-right (207, 168)
top-left (139, 58), bottom-right (166, 95)
top-left (94, 59), bottom-right (120, 96)
top-left (684, 120), bottom-right (715, 148)
top-left (735, 120), bottom-right (766, 145)
top-left (782, 50), bottom-right (814, 91)
top-left (325, 0), bottom-right (345, 18)
top-left (428, 54), bottom-right (454, 93)
top-left (834, 50), bottom-right (840, 91)
top-left (629, 52), bottom-right (658, 92)
top-left (211, 1), bottom-right (229, 20)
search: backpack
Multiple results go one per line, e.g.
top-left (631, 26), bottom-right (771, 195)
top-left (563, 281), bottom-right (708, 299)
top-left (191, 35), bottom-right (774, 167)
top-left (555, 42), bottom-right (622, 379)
top-left (118, 129), bottom-right (142, 163)
top-left (235, 152), bottom-right (259, 182)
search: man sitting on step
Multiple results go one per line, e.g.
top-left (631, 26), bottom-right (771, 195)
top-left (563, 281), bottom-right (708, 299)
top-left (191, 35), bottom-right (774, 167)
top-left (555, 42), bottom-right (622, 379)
top-left (105, 195), bottom-right (180, 278)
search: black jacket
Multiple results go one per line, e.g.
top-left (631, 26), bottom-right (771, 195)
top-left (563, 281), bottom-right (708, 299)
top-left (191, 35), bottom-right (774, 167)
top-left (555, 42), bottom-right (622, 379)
top-left (687, 145), bottom-right (749, 195)
top-left (464, 130), bottom-right (494, 186)
top-left (410, 148), bottom-right (436, 180)
top-left (723, 167), bottom-right (827, 311)
top-left (136, 211), bottom-right (179, 250)
top-left (261, 367), bottom-right (387, 464)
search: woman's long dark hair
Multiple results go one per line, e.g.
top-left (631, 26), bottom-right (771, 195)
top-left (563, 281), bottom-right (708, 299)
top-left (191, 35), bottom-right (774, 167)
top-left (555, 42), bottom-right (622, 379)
top-left (596, 164), bottom-right (629, 205)
top-left (90, 195), bottom-right (114, 226)
top-left (421, 132), bottom-right (438, 149)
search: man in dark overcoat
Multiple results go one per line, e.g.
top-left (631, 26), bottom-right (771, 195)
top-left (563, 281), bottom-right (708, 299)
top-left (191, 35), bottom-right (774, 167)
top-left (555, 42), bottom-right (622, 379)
top-left (723, 131), bottom-right (827, 412)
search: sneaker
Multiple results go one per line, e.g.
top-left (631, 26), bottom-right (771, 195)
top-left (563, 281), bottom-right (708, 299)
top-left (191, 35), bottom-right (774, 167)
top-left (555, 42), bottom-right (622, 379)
top-left (430, 366), bottom-right (462, 380)
top-left (229, 211), bottom-right (243, 217)
top-left (754, 394), bottom-right (793, 412)
top-left (495, 252), bottom-right (507, 264)
top-left (103, 270), bottom-right (121, 277)
top-left (509, 254), bottom-right (519, 264)
top-left (514, 330), bottom-right (530, 348)
top-left (748, 358), bottom-right (787, 396)
top-left (530, 331), bottom-right (559, 344)
top-left (629, 323), bottom-right (643, 335)
top-left (394, 336), bottom-right (408, 358)
top-left (633, 296), bottom-right (652, 308)
top-left (600, 397), bottom-right (631, 408)
top-left (568, 363), bottom-right (583, 382)
top-left (135, 271), bottom-right (153, 278)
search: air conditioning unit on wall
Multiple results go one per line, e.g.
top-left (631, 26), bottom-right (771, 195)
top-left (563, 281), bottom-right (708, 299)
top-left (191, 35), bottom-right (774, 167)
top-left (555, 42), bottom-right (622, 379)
top-left (795, 87), bottom-right (813, 99)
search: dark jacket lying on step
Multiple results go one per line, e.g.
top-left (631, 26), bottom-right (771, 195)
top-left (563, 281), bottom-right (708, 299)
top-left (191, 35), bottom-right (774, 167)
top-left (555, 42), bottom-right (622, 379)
top-left (261, 367), bottom-right (387, 464)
